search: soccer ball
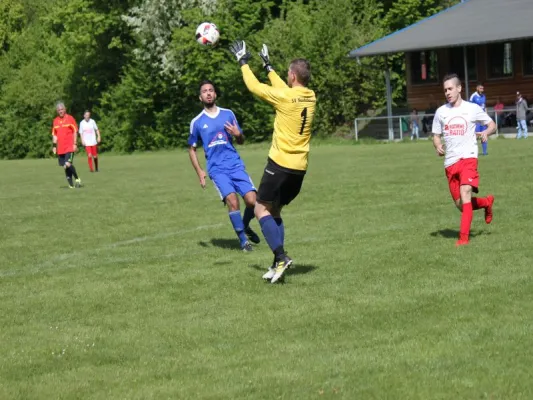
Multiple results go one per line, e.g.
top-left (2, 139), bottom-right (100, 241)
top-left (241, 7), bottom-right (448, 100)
top-left (195, 22), bottom-right (220, 46)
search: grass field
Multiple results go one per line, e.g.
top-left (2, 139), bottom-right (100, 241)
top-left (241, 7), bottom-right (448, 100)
top-left (1, 139), bottom-right (533, 399)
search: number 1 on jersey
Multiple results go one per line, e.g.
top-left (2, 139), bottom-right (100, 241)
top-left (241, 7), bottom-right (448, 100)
top-left (299, 107), bottom-right (308, 135)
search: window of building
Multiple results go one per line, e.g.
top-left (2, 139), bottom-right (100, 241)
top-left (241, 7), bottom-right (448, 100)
top-left (487, 42), bottom-right (513, 78)
top-left (410, 50), bottom-right (438, 84)
top-left (524, 40), bottom-right (533, 76)
top-left (448, 47), bottom-right (477, 82)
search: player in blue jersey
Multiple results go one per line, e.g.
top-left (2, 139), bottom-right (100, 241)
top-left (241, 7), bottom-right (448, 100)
top-left (188, 80), bottom-right (260, 251)
top-left (470, 83), bottom-right (488, 155)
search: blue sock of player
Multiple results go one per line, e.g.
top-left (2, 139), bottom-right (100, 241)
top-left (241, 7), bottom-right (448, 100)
top-left (228, 211), bottom-right (248, 247)
top-left (242, 206), bottom-right (255, 229)
top-left (274, 217), bottom-right (284, 246)
top-left (482, 141), bottom-right (488, 155)
top-left (259, 215), bottom-right (284, 259)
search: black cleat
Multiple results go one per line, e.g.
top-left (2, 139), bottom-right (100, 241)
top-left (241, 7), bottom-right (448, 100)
top-left (245, 227), bottom-right (261, 244)
top-left (271, 254), bottom-right (293, 284)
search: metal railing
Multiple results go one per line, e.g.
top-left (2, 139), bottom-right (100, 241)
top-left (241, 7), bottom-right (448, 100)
top-left (354, 107), bottom-right (533, 141)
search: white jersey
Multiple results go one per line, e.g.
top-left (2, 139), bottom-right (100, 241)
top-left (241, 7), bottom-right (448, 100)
top-left (432, 100), bottom-right (492, 168)
top-left (79, 119), bottom-right (99, 146)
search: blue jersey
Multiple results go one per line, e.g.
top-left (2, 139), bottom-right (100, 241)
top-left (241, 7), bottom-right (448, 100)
top-left (188, 107), bottom-right (245, 175)
top-left (470, 92), bottom-right (487, 131)
top-left (469, 92), bottom-right (486, 111)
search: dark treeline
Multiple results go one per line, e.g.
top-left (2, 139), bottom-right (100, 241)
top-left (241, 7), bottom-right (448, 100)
top-left (0, 0), bottom-right (458, 158)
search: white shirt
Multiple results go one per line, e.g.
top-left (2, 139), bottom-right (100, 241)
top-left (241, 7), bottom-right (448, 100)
top-left (432, 100), bottom-right (492, 168)
top-left (79, 119), bottom-right (99, 146)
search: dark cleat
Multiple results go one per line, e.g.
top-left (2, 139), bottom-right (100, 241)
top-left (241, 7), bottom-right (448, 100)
top-left (245, 227), bottom-right (261, 244)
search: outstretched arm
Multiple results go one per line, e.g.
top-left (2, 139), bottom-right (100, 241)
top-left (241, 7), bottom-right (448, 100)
top-left (259, 44), bottom-right (288, 89)
top-left (268, 70), bottom-right (288, 89)
top-left (230, 40), bottom-right (284, 105)
top-left (241, 64), bottom-right (284, 105)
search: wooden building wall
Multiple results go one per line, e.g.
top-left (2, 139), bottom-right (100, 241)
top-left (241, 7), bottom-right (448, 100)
top-left (406, 39), bottom-right (533, 112)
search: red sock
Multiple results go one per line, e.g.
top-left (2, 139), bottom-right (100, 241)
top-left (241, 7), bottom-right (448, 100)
top-left (459, 202), bottom-right (473, 241)
top-left (88, 157), bottom-right (93, 172)
top-left (471, 197), bottom-right (489, 210)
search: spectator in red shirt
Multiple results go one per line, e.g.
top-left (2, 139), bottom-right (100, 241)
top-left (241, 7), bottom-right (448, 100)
top-left (493, 98), bottom-right (504, 130)
top-left (52, 102), bottom-right (82, 188)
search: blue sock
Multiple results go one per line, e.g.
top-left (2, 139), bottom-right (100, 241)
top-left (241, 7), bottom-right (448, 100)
top-left (274, 217), bottom-right (284, 246)
top-left (242, 206), bottom-right (255, 229)
top-left (229, 211), bottom-right (247, 247)
top-left (482, 141), bottom-right (488, 154)
top-left (259, 215), bottom-right (284, 257)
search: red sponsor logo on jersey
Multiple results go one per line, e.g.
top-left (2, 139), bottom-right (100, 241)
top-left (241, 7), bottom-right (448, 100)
top-left (444, 116), bottom-right (467, 136)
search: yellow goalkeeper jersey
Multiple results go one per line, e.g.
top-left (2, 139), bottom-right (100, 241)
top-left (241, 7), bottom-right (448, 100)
top-left (241, 65), bottom-right (316, 171)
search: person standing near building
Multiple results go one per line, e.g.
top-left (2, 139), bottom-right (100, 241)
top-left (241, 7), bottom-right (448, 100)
top-left (470, 83), bottom-right (488, 155)
top-left (493, 98), bottom-right (505, 130)
top-left (516, 91), bottom-right (528, 139)
top-left (79, 110), bottom-right (101, 172)
top-left (410, 108), bottom-right (420, 140)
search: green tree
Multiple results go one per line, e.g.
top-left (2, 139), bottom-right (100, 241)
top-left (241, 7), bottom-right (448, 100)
top-left (0, 0), bottom-right (26, 53)
top-left (258, 0), bottom-right (384, 135)
top-left (0, 25), bottom-right (69, 158)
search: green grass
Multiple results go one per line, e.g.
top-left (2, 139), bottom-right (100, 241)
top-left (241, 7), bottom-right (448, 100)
top-left (1, 139), bottom-right (533, 399)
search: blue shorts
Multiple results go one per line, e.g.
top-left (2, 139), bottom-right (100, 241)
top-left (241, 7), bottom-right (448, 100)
top-left (475, 124), bottom-right (486, 133)
top-left (210, 169), bottom-right (256, 202)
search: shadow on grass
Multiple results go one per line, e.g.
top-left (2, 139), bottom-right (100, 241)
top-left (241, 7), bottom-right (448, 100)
top-left (198, 238), bottom-right (242, 251)
top-left (213, 260), bottom-right (232, 266)
top-left (249, 263), bottom-right (318, 276)
top-left (430, 229), bottom-right (490, 239)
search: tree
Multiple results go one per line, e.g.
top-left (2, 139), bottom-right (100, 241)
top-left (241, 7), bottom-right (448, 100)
top-left (258, 0), bottom-right (384, 134)
top-left (0, 0), bottom-right (25, 53)
top-left (0, 0), bottom-right (462, 159)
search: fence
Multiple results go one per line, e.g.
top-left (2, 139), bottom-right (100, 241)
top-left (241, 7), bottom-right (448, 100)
top-left (354, 107), bottom-right (533, 141)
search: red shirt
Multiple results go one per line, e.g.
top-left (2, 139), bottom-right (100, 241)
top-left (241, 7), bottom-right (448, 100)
top-left (52, 114), bottom-right (78, 155)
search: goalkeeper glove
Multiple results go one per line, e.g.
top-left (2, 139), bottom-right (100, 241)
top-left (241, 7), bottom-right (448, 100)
top-left (259, 44), bottom-right (274, 73)
top-left (229, 40), bottom-right (251, 66)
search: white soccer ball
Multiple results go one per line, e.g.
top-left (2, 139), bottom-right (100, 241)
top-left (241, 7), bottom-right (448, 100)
top-left (195, 22), bottom-right (220, 46)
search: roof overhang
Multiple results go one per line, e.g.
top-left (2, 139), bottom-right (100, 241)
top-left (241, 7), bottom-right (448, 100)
top-left (349, 0), bottom-right (533, 58)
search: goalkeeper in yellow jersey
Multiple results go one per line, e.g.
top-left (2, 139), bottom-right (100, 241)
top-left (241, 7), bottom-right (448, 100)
top-left (230, 40), bottom-right (316, 284)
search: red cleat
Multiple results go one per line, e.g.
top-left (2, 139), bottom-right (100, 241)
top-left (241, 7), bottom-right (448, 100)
top-left (456, 233), bottom-right (469, 247)
top-left (485, 195), bottom-right (494, 224)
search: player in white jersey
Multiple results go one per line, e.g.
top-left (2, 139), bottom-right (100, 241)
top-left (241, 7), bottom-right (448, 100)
top-left (79, 110), bottom-right (101, 172)
top-left (432, 74), bottom-right (496, 246)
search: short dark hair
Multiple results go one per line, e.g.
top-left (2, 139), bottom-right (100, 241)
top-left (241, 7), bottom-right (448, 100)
top-left (290, 59), bottom-right (311, 86)
top-left (84, 110), bottom-right (91, 114)
top-left (199, 80), bottom-right (217, 94)
top-left (443, 73), bottom-right (461, 86)
top-left (476, 82), bottom-right (484, 87)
